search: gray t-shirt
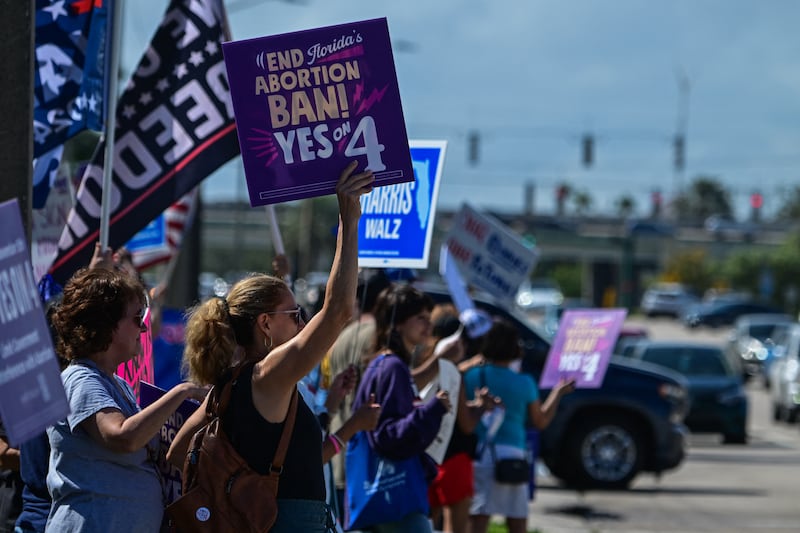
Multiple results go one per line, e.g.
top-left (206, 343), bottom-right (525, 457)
top-left (46, 361), bottom-right (162, 532)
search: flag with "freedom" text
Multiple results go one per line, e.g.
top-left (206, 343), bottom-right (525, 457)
top-left (49, 0), bottom-right (239, 284)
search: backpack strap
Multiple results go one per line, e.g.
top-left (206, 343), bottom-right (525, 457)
top-left (208, 363), bottom-right (247, 419)
top-left (268, 386), bottom-right (299, 478)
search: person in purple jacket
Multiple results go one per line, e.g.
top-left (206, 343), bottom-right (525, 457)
top-left (350, 285), bottom-right (451, 533)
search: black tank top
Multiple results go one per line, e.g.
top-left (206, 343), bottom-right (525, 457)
top-left (222, 362), bottom-right (325, 500)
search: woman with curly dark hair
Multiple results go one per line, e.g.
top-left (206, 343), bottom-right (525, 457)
top-left (46, 267), bottom-right (208, 532)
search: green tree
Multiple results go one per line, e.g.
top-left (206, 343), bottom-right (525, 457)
top-left (775, 185), bottom-right (800, 221)
top-left (614, 194), bottom-right (636, 218)
top-left (572, 189), bottom-right (593, 216)
top-left (672, 176), bottom-right (733, 221)
top-left (662, 248), bottom-right (717, 295)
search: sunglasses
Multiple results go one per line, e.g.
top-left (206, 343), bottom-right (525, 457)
top-left (267, 304), bottom-right (305, 326)
top-left (132, 309), bottom-right (148, 330)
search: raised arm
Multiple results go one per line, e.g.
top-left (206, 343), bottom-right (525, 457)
top-left (253, 163), bottom-right (374, 413)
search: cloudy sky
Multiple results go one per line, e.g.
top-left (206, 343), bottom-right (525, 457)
top-left (123, 0), bottom-right (800, 219)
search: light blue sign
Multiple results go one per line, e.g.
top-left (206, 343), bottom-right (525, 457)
top-left (126, 215), bottom-right (166, 252)
top-left (358, 140), bottom-right (446, 268)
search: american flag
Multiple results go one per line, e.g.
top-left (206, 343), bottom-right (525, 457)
top-left (129, 190), bottom-right (198, 271)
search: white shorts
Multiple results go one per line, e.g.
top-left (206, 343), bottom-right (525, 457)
top-left (469, 444), bottom-right (529, 519)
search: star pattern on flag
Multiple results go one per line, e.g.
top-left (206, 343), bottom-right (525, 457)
top-left (204, 40), bottom-right (219, 56)
top-left (174, 63), bottom-right (188, 79)
top-left (43, 0), bottom-right (68, 21)
top-left (189, 50), bottom-right (204, 67)
top-left (156, 78), bottom-right (170, 92)
top-left (33, 0), bottom-right (109, 159)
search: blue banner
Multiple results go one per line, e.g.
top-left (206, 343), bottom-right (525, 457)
top-left (33, 0), bottom-right (112, 208)
top-left (358, 140), bottom-right (446, 268)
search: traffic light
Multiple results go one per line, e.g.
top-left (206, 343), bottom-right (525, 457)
top-left (556, 183), bottom-right (570, 215)
top-left (673, 134), bottom-right (685, 171)
top-left (750, 191), bottom-right (763, 221)
top-left (651, 189), bottom-right (662, 218)
top-left (467, 130), bottom-right (480, 165)
top-left (582, 134), bottom-right (593, 167)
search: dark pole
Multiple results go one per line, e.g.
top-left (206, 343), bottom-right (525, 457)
top-left (0, 0), bottom-right (34, 242)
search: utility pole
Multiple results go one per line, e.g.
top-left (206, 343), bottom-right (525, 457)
top-left (0, 0), bottom-right (34, 241)
top-left (674, 69), bottom-right (690, 198)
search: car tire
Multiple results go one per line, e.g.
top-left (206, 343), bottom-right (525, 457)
top-left (772, 403), bottom-right (782, 422)
top-left (722, 432), bottom-right (748, 445)
top-left (787, 407), bottom-right (799, 424)
top-left (563, 414), bottom-right (644, 490)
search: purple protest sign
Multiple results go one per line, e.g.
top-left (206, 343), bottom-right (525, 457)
top-left (0, 199), bottom-right (69, 446)
top-left (140, 382), bottom-right (201, 504)
top-left (539, 309), bottom-right (627, 389)
top-left (222, 17), bottom-right (413, 206)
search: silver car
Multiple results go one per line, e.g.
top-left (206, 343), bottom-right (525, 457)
top-left (640, 283), bottom-right (699, 318)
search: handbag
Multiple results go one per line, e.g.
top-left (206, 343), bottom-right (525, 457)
top-left (480, 366), bottom-right (530, 485)
top-left (344, 355), bottom-right (430, 530)
top-left (164, 366), bottom-right (298, 533)
top-left (491, 447), bottom-right (530, 485)
top-left (344, 431), bottom-right (429, 530)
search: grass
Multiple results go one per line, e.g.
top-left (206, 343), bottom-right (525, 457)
top-left (487, 523), bottom-right (542, 533)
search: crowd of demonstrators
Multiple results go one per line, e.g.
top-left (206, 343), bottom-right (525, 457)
top-left (464, 318), bottom-right (575, 533)
top-left (0, 172), bottom-right (583, 533)
top-left (326, 270), bottom-right (392, 508)
top-left (167, 162), bottom-right (374, 532)
top-left (412, 305), bottom-right (497, 533)
top-left (350, 285), bottom-right (451, 532)
top-left (46, 267), bottom-right (208, 532)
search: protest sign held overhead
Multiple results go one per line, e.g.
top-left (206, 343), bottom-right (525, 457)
top-left (49, 0), bottom-right (239, 285)
top-left (222, 17), bottom-right (413, 206)
top-left (0, 200), bottom-right (69, 446)
top-left (358, 140), bottom-right (446, 268)
top-left (445, 204), bottom-right (539, 304)
top-left (540, 309), bottom-right (627, 389)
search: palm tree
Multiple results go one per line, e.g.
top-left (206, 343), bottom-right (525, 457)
top-left (572, 190), bottom-right (593, 216)
top-left (615, 194), bottom-right (636, 218)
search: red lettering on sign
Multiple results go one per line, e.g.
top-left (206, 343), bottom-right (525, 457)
top-left (462, 213), bottom-right (487, 241)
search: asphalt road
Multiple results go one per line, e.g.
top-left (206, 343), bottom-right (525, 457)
top-left (522, 316), bottom-right (800, 533)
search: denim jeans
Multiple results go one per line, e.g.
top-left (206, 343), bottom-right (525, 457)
top-left (369, 512), bottom-right (433, 533)
top-left (270, 499), bottom-right (335, 533)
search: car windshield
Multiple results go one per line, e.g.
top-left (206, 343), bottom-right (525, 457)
top-left (748, 324), bottom-right (779, 341)
top-left (641, 347), bottom-right (730, 376)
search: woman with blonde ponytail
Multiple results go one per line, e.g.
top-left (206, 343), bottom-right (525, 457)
top-left (168, 162), bottom-right (374, 532)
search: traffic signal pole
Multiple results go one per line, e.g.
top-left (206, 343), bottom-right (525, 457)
top-left (0, 0), bottom-right (34, 242)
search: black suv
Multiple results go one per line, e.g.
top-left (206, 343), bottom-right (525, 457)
top-left (420, 283), bottom-right (689, 490)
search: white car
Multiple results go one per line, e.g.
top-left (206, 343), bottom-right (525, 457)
top-left (515, 279), bottom-right (563, 311)
top-left (769, 322), bottom-right (800, 423)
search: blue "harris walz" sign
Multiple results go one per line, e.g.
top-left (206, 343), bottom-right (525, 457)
top-left (357, 140), bottom-right (446, 268)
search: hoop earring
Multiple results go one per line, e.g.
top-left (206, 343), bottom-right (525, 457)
top-left (264, 333), bottom-right (273, 353)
